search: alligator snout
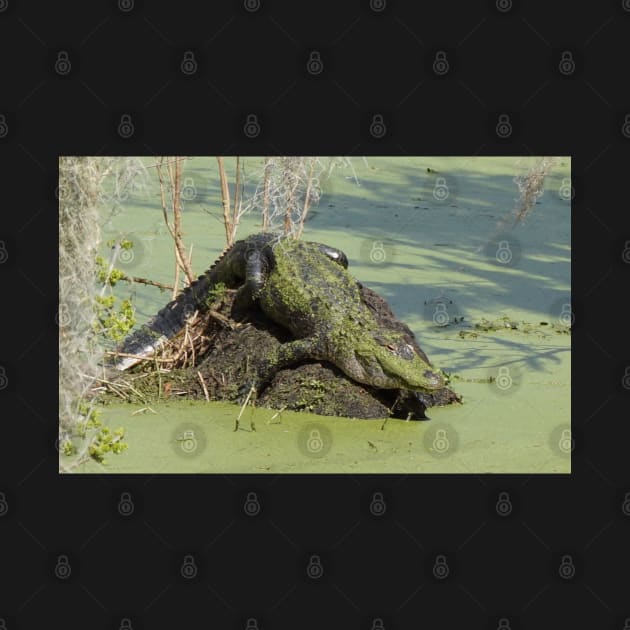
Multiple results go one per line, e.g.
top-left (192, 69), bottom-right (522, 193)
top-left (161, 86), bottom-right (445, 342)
top-left (423, 369), bottom-right (445, 390)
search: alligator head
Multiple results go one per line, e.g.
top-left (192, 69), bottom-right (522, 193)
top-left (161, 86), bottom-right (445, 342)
top-left (349, 331), bottom-right (445, 392)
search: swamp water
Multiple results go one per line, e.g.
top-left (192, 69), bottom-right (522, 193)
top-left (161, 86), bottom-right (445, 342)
top-left (69, 156), bottom-right (571, 474)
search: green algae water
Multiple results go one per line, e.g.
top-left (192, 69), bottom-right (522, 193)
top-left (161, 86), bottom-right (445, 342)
top-left (71, 392), bottom-right (569, 473)
top-left (76, 156), bottom-right (570, 474)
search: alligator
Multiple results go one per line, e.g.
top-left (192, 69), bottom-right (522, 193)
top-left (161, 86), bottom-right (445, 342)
top-left (112, 232), bottom-right (445, 397)
top-left (111, 233), bottom-right (348, 371)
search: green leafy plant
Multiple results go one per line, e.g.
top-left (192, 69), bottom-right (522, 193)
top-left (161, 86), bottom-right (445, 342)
top-left (60, 401), bottom-right (128, 464)
top-left (58, 157), bottom-right (145, 471)
top-left (93, 294), bottom-right (135, 343)
top-left (93, 244), bottom-right (136, 343)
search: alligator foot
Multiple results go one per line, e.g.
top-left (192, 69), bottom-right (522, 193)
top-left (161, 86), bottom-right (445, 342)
top-left (236, 338), bottom-right (322, 406)
top-left (391, 390), bottom-right (431, 420)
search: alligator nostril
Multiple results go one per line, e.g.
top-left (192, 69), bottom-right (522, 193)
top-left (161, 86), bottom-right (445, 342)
top-left (424, 370), bottom-right (442, 386)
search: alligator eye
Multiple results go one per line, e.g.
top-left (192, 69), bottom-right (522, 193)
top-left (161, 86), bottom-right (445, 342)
top-left (384, 343), bottom-right (415, 360)
top-left (400, 343), bottom-right (415, 360)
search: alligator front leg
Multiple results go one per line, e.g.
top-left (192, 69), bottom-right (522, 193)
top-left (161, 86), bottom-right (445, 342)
top-left (238, 336), bottom-right (325, 402)
top-left (231, 245), bottom-right (273, 318)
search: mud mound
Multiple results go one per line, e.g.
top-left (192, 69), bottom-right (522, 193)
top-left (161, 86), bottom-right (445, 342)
top-left (110, 283), bottom-right (461, 420)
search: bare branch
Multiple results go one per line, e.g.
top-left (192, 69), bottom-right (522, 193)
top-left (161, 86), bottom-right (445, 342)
top-left (119, 274), bottom-right (174, 291)
top-left (217, 157), bottom-right (233, 246)
top-left (296, 158), bottom-right (316, 239)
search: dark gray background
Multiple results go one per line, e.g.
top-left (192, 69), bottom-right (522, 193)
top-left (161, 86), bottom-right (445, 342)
top-left (0, 0), bottom-right (628, 628)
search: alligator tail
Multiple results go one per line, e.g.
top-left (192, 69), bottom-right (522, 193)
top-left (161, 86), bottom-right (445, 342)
top-left (112, 242), bottom-right (236, 371)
